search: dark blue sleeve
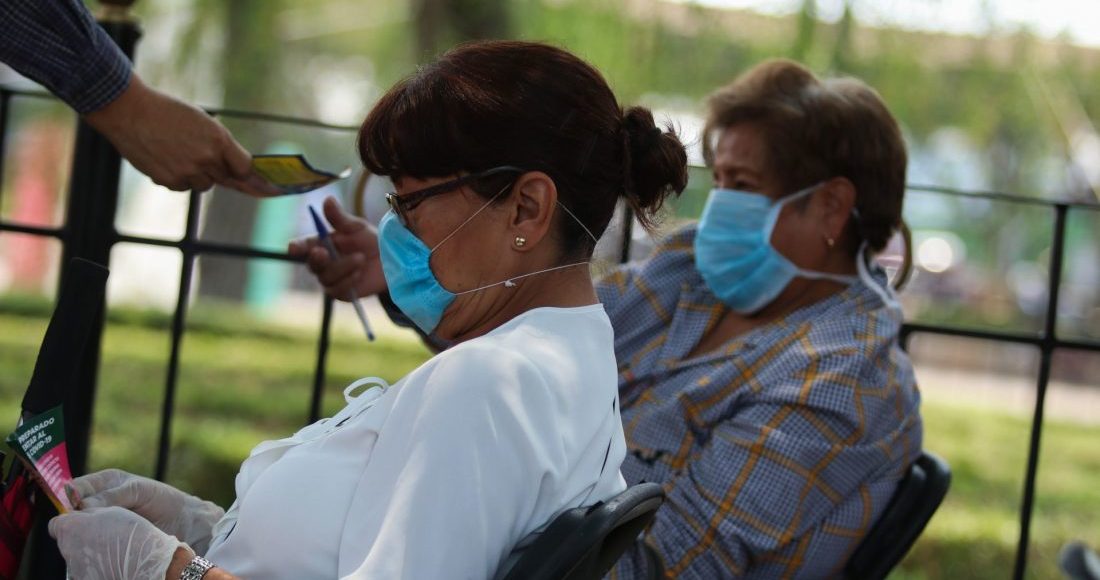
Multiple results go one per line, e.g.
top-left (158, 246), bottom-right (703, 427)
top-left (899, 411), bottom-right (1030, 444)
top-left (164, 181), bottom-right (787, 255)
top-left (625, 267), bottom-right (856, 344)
top-left (0, 0), bottom-right (132, 114)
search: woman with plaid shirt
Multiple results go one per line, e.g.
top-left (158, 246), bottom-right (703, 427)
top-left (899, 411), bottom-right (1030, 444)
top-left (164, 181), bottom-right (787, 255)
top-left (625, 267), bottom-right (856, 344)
top-left (605, 59), bottom-right (922, 579)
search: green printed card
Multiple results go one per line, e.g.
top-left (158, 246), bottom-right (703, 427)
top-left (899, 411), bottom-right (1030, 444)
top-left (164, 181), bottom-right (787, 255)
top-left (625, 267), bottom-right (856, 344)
top-left (5, 406), bottom-right (73, 513)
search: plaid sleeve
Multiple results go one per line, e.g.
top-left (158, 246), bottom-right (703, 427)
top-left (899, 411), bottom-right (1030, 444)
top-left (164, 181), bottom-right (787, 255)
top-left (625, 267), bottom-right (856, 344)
top-left (0, 0), bottom-right (132, 113)
top-left (595, 261), bottom-right (642, 320)
top-left (612, 350), bottom-right (919, 579)
top-left (597, 225), bottom-right (700, 351)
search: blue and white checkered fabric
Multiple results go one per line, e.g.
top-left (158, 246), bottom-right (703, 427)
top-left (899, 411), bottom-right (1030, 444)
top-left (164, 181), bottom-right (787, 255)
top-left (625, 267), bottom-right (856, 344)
top-left (1, 0), bottom-right (131, 113)
top-left (600, 225), bottom-right (923, 579)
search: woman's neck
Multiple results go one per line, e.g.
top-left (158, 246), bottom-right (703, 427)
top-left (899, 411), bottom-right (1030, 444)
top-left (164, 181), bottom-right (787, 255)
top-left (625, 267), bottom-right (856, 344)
top-left (688, 277), bottom-right (847, 359)
top-left (753, 277), bottom-right (848, 325)
top-left (445, 266), bottom-right (597, 343)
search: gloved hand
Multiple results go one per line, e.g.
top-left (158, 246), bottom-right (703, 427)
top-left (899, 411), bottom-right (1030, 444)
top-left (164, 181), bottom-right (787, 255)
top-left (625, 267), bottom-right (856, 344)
top-left (68, 469), bottom-right (225, 555)
top-left (49, 506), bottom-right (184, 580)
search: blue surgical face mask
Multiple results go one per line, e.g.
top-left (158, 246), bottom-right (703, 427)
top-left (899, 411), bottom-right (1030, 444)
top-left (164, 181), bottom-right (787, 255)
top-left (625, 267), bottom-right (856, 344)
top-left (694, 184), bottom-right (871, 314)
top-left (378, 185), bottom-right (598, 334)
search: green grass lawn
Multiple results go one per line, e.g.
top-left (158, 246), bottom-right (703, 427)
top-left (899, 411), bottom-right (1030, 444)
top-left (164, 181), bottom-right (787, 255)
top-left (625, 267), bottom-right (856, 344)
top-left (0, 303), bottom-right (432, 507)
top-left (1, 304), bottom-right (1095, 578)
top-left (894, 396), bottom-right (1100, 579)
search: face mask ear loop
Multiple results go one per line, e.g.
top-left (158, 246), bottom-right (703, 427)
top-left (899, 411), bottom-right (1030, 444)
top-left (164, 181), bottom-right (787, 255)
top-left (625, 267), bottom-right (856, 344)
top-left (428, 182), bottom-right (513, 253)
top-left (764, 182), bottom-right (822, 244)
top-left (452, 261), bottom-right (591, 296)
top-left (856, 241), bottom-right (902, 311)
top-left (431, 182), bottom-right (597, 298)
top-left (556, 201), bottom-right (599, 244)
top-left (449, 190), bottom-right (598, 295)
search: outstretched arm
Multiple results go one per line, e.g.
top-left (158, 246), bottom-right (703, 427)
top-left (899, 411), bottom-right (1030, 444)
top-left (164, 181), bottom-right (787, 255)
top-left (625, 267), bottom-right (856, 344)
top-left (83, 74), bottom-right (272, 194)
top-left (1, 0), bottom-right (131, 114)
top-left (1, 0), bottom-right (276, 195)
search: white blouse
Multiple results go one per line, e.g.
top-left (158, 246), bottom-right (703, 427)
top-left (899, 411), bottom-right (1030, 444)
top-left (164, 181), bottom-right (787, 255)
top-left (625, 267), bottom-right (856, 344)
top-left (204, 305), bottom-right (627, 579)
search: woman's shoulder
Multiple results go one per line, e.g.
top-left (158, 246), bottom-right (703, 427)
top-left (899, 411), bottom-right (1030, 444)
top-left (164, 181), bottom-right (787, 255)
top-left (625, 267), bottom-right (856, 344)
top-left (415, 308), bottom-right (616, 405)
top-left (408, 311), bottom-right (602, 404)
top-left (421, 338), bottom-right (541, 388)
top-left (791, 273), bottom-right (904, 337)
top-left (617, 223), bottom-right (703, 287)
top-left (647, 222), bottom-right (699, 261)
top-left (778, 295), bottom-right (911, 392)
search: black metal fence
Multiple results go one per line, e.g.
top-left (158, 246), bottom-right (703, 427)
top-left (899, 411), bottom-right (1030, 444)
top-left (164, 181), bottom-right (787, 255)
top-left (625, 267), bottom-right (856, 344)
top-left (897, 188), bottom-right (1099, 579)
top-left (1, 10), bottom-right (1099, 580)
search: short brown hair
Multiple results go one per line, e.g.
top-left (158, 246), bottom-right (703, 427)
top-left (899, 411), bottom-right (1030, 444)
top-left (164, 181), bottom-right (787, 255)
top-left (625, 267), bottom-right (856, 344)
top-left (703, 59), bottom-right (907, 256)
top-left (359, 40), bottom-right (687, 258)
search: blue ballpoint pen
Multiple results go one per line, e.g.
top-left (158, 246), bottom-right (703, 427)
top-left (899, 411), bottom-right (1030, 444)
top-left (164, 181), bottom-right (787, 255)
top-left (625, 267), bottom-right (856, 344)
top-left (308, 205), bottom-right (376, 341)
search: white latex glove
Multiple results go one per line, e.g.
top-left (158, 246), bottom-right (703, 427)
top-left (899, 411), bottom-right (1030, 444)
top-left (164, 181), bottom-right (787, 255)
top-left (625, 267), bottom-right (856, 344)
top-left (69, 469), bottom-right (225, 555)
top-left (49, 506), bottom-right (183, 580)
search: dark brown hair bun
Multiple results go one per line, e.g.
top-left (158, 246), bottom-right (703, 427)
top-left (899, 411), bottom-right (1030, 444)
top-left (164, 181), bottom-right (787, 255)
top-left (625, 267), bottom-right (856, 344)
top-left (621, 107), bottom-right (688, 231)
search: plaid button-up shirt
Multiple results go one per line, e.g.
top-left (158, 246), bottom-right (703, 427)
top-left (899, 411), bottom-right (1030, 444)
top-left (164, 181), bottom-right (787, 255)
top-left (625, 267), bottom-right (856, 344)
top-left (602, 225), bottom-right (923, 579)
top-left (1, 0), bottom-right (131, 114)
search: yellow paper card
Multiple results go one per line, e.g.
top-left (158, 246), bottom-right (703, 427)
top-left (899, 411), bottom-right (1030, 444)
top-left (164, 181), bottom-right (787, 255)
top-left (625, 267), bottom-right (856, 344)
top-left (252, 154), bottom-right (351, 194)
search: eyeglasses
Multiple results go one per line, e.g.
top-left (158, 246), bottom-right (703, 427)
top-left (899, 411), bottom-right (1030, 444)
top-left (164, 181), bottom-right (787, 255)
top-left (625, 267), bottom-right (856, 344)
top-left (385, 166), bottom-right (526, 225)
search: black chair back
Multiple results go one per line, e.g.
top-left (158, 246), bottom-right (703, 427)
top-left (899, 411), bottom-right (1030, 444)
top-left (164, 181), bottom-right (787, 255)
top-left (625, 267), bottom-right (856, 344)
top-left (843, 450), bottom-right (952, 580)
top-left (1061, 541), bottom-right (1100, 580)
top-left (494, 482), bottom-right (665, 580)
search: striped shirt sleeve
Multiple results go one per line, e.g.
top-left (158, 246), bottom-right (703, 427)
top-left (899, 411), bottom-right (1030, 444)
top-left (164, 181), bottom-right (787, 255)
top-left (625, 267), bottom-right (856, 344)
top-left (0, 0), bottom-right (132, 114)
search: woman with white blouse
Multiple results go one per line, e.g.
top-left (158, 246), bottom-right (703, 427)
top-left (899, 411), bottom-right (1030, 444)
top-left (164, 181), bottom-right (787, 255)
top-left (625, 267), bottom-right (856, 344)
top-left (47, 40), bottom-right (688, 580)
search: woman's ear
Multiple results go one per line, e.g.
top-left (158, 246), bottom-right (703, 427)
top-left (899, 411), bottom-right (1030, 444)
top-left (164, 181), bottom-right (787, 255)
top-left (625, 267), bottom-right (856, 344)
top-left (817, 177), bottom-right (857, 241)
top-left (509, 172), bottom-right (557, 252)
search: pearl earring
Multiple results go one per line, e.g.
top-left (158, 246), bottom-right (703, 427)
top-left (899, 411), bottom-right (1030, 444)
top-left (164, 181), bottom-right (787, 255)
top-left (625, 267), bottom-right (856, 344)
top-left (514, 236), bottom-right (527, 247)
top-left (825, 237), bottom-right (836, 248)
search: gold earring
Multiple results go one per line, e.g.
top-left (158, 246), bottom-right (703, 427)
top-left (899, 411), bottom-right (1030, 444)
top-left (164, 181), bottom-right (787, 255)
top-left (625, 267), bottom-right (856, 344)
top-left (825, 237), bottom-right (836, 248)
top-left (514, 236), bottom-right (527, 247)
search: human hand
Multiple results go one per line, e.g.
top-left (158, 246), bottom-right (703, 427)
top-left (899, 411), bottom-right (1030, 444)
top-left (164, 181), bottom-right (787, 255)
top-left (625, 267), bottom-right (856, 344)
top-left (68, 468), bottom-right (225, 555)
top-left (288, 196), bottom-right (387, 300)
top-left (49, 506), bottom-right (183, 580)
top-left (84, 74), bottom-right (279, 196)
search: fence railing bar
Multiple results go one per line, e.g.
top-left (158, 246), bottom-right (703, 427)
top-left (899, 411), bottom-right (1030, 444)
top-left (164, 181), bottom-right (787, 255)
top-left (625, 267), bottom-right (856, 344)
top-left (153, 191), bottom-right (202, 482)
top-left (900, 324), bottom-right (1100, 354)
top-left (0, 222), bottom-right (64, 238)
top-left (901, 323), bottom-right (1100, 353)
top-left (0, 86), bottom-right (56, 102)
top-left (1057, 338), bottom-right (1100, 352)
top-left (111, 233), bottom-right (182, 250)
top-left (618, 207), bottom-right (634, 264)
top-left (114, 233), bottom-right (304, 263)
top-left (189, 241), bottom-right (300, 262)
top-left (678, 166), bottom-right (1100, 211)
top-left (308, 296), bottom-right (334, 424)
top-left (1012, 204), bottom-right (1068, 580)
top-left (902, 323), bottom-right (1042, 348)
top-left (0, 91), bottom-right (8, 213)
top-left (205, 108), bottom-right (358, 132)
top-left (0, 84), bottom-right (356, 132)
top-left (907, 184), bottom-right (1100, 210)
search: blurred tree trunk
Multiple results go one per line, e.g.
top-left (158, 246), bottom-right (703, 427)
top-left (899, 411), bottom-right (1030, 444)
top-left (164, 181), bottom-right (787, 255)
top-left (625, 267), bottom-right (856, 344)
top-left (830, 1), bottom-right (854, 73)
top-left (196, 0), bottom-right (284, 302)
top-left (791, 0), bottom-right (816, 61)
top-left (412, 0), bottom-right (511, 60)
